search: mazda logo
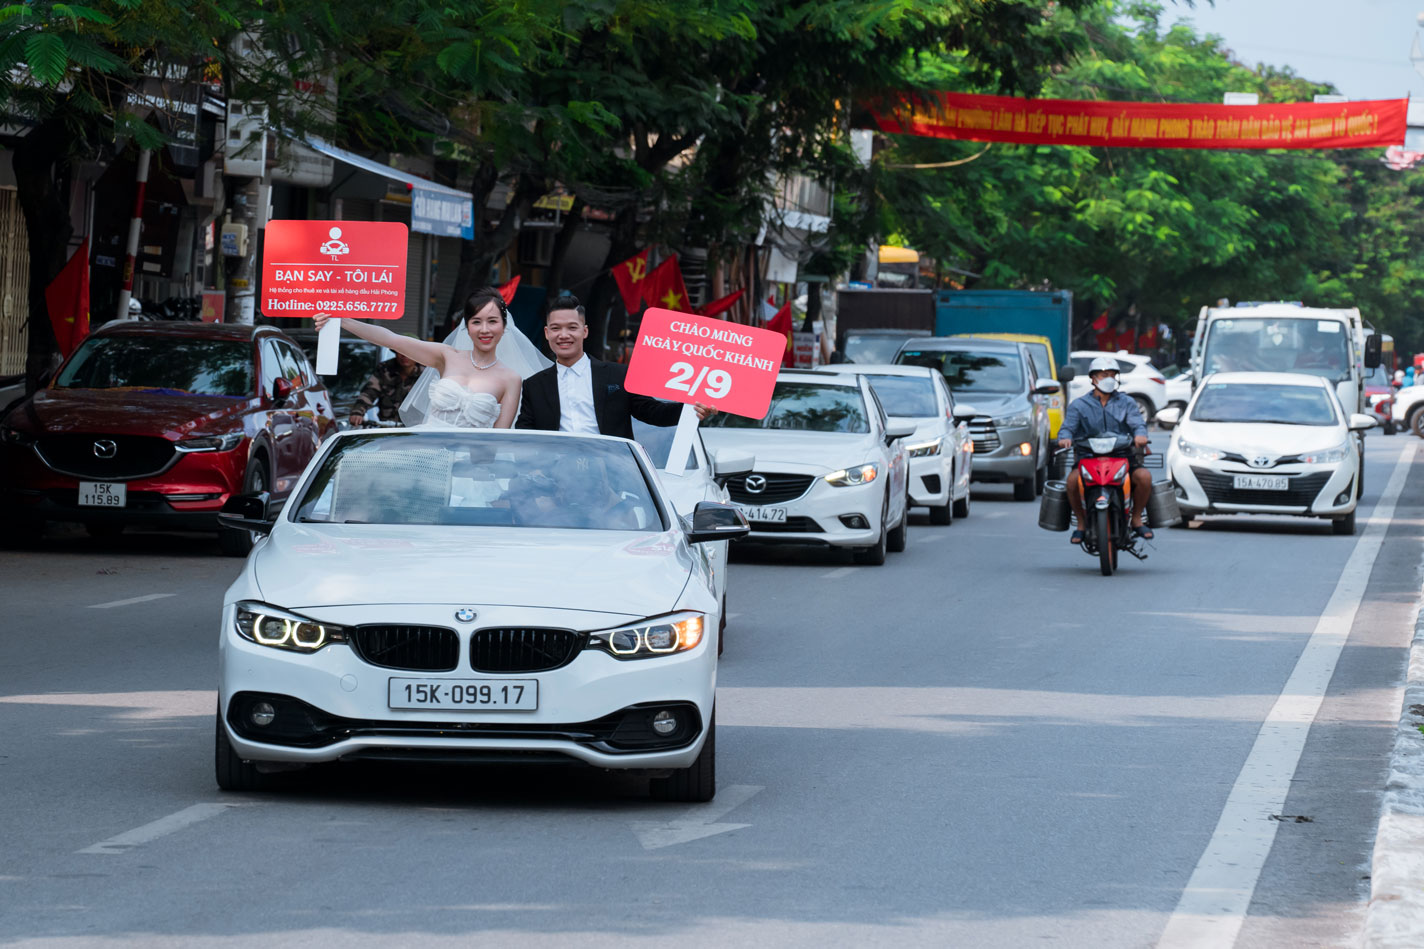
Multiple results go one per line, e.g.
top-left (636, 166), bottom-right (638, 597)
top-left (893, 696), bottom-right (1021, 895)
top-left (92, 439), bottom-right (118, 459)
top-left (1250, 455), bottom-right (1271, 469)
top-left (454, 608), bottom-right (477, 623)
top-left (744, 474), bottom-right (767, 494)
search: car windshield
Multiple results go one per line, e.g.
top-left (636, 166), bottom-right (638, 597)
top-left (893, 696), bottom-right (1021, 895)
top-left (845, 334), bottom-right (917, 364)
top-left (54, 337), bottom-right (253, 397)
top-left (1202, 317), bottom-right (1350, 381)
top-left (704, 381), bottom-right (869, 432)
top-left (632, 419), bottom-right (701, 470)
top-left (898, 348), bottom-right (1023, 394)
top-left (1189, 383), bottom-right (1338, 426)
top-left (292, 432), bottom-right (665, 530)
top-left (864, 375), bottom-right (938, 417)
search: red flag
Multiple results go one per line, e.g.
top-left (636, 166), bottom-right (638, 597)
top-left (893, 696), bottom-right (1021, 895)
top-left (1113, 327), bottom-right (1136, 352)
top-left (1138, 324), bottom-right (1159, 350)
top-left (1091, 310), bottom-right (1109, 332)
top-left (765, 300), bottom-right (795, 368)
top-left (642, 255), bottom-right (690, 312)
top-left (696, 288), bottom-right (744, 318)
top-left (46, 238), bottom-right (89, 357)
top-left (498, 275), bottom-right (520, 304)
top-left (611, 248), bottom-right (651, 313)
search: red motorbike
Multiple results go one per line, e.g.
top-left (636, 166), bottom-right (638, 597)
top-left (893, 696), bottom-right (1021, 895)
top-left (1073, 434), bottom-right (1150, 576)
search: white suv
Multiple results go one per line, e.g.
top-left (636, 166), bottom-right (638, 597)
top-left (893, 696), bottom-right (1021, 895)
top-left (1067, 351), bottom-right (1168, 421)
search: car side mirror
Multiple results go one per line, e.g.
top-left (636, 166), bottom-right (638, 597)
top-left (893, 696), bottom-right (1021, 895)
top-left (272, 377), bottom-right (295, 406)
top-left (1348, 413), bottom-right (1379, 432)
top-left (1057, 366), bottom-right (1076, 383)
top-left (1364, 334), bottom-right (1382, 369)
top-left (1033, 378), bottom-right (1061, 395)
top-left (686, 501), bottom-right (750, 544)
top-left (711, 449), bottom-right (755, 481)
top-left (951, 402), bottom-right (981, 421)
top-left (1155, 406), bottom-right (1183, 429)
top-left (885, 418), bottom-right (917, 443)
top-left (218, 491), bottom-right (274, 534)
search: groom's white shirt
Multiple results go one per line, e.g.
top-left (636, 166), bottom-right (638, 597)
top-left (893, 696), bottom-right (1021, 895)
top-left (557, 354), bottom-right (598, 434)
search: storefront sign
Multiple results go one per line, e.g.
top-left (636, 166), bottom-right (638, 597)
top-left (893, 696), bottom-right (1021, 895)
top-left (411, 188), bottom-right (473, 239)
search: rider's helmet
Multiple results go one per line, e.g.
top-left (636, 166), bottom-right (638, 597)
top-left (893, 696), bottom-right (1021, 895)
top-left (1088, 356), bottom-right (1119, 375)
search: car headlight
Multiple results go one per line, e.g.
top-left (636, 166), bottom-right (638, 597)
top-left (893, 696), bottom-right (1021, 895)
top-left (825, 463), bottom-right (879, 486)
top-left (176, 432), bottom-right (245, 452)
top-left (1299, 441), bottom-right (1351, 464)
top-left (234, 601), bottom-right (347, 652)
top-left (906, 438), bottom-right (942, 458)
top-left (587, 612), bottom-right (705, 659)
top-left (1176, 438), bottom-right (1226, 461)
top-left (995, 415), bottom-right (1030, 428)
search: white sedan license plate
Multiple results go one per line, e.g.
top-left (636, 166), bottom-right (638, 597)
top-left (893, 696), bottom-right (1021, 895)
top-left (1233, 474), bottom-right (1289, 491)
top-left (738, 505), bottom-right (788, 523)
top-left (388, 678), bottom-right (538, 711)
top-left (78, 482), bottom-right (126, 507)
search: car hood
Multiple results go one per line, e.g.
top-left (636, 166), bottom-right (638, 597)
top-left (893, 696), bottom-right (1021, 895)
top-left (949, 393), bottom-right (1024, 417)
top-left (252, 523), bottom-right (694, 616)
top-left (700, 428), bottom-right (878, 470)
top-left (1176, 419), bottom-right (1346, 455)
top-left (12, 388), bottom-right (255, 438)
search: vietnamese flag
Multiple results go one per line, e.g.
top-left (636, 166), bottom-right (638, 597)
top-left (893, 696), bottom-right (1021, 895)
top-left (498, 274), bottom-right (520, 304)
top-left (642, 255), bottom-right (690, 312)
top-left (1138, 324), bottom-right (1159, 350)
top-left (696, 288), bottom-right (744, 318)
top-left (611, 248), bottom-right (651, 313)
top-left (765, 299), bottom-right (795, 368)
top-left (45, 238), bottom-right (90, 357)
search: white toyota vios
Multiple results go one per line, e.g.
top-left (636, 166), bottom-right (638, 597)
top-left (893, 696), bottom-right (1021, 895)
top-left (700, 371), bottom-right (914, 565)
top-left (815, 364), bottom-right (976, 525)
top-left (216, 428), bottom-right (748, 801)
top-left (1159, 372), bottom-right (1376, 535)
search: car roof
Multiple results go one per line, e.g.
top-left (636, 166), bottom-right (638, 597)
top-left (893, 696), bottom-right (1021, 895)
top-left (845, 328), bottom-right (930, 336)
top-left (1199, 371), bottom-right (1330, 387)
top-left (957, 332), bottom-right (1052, 346)
top-left (1072, 350), bottom-right (1149, 364)
top-left (814, 364), bottom-right (938, 379)
top-left (92, 320), bottom-right (275, 342)
top-left (897, 337), bottom-right (1020, 352)
top-left (778, 370), bottom-right (860, 386)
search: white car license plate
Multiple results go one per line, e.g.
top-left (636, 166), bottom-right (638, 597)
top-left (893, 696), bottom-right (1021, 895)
top-left (1233, 475), bottom-right (1289, 491)
top-left (388, 678), bottom-right (538, 711)
top-left (78, 482), bottom-right (126, 507)
top-left (738, 505), bottom-right (788, 523)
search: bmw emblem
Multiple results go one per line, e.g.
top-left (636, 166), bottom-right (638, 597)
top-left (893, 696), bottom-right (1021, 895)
top-left (454, 608), bottom-right (477, 623)
top-left (744, 474), bottom-right (767, 494)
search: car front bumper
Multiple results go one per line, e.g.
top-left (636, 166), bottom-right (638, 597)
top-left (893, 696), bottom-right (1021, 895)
top-left (908, 454), bottom-right (953, 507)
top-left (733, 475), bottom-right (885, 547)
top-left (1168, 454), bottom-right (1357, 517)
top-left (969, 425), bottom-right (1037, 483)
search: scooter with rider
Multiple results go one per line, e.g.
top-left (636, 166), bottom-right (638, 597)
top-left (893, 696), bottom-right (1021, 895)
top-left (1057, 356), bottom-right (1155, 545)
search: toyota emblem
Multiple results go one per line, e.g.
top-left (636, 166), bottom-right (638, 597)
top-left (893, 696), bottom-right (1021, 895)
top-left (92, 439), bottom-right (118, 459)
top-left (744, 474), bottom-right (767, 494)
top-left (454, 608), bottom-right (477, 623)
top-left (1250, 455), bottom-right (1271, 469)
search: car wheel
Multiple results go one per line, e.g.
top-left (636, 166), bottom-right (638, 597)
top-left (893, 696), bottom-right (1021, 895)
top-left (952, 484), bottom-right (971, 520)
top-left (1332, 508), bottom-right (1356, 536)
top-left (1411, 406), bottom-right (1424, 439)
top-left (888, 488), bottom-right (909, 552)
top-left (220, 458), bottom-right (269, 558)
top-left (650, 711), bottom-right (715, 803)
top-left (1385, 419), bottom-right (1397, 435)
top-left (853, 497), bottom-right (889, 565)
top-left (214, 708), bottom-right (277, 791)
top-left (1013, 477), bottom-right (1035, 501)
top-left (1132, 395), bottom-right (1155, 423)
top-left (930, 490), bottom-right (953, 525)
top-left (1034, 459), bottom-right (1047, 496)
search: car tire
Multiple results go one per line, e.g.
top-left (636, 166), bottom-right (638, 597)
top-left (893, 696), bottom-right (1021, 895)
top-left (1013, 477), bottom-right (1035, 501)
top-left (952, 485), bottom-right (971, 520)
top-left (220, 458), bottom-right (269, 558)
top-left (1332, 508), bottom-right (1356, 536)
top-left (1034, 459), bottom-right (1047, 496)
top-left (214, 709), bottom-right (277, 792)
top-left (650, 711), bottom-right (715, 803)
top-left (1132, 395), bottom-right (1155, 423)
top-left (1411, 406), bottom-right (1424, 439)
top-left (853, 498), bottom-right (889, 565)
top-left (1385, 419), bottom-right (1397, 435)
top-left (930, 495), bottom-right (953, 526)
top-left (888, 489), bottom-right (909, 552)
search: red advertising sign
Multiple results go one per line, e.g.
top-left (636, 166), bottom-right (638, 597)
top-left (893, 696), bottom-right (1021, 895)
top-left (261, 220), bottom-right (408, 319)
top-left (625, 308), bottom-right (787, 419)
top-left (865, 92), bottom-right (1408, 150)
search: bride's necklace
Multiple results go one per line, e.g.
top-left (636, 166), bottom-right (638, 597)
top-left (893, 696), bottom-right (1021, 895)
top-left (468, 351), bottom-right (498, 370)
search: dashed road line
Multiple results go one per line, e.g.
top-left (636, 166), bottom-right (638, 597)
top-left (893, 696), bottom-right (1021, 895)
top-left (77, 803), bottom-right (246, 855)
top-left (823, 566), bottom-right (856, 580)
top-left (87, 593), bottom-right (176, 610)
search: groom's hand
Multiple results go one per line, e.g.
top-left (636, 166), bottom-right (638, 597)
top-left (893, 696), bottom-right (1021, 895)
top-left (693, 402), bottom-right (716, 422)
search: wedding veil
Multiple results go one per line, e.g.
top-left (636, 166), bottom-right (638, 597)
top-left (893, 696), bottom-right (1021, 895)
top-left (399, 315), bottom-right (552, 426)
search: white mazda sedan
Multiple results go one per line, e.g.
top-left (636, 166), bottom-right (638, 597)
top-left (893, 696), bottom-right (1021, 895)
top-left (215, 428), bottom-right (747, 801)
top-left (700, 371), bottom-right (914, 564)
top-left (1158, 372), bottom-right (1376, 535)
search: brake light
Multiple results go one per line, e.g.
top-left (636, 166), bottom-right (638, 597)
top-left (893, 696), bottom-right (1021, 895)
top-left (1150, 377), bottom-right (1166, 385)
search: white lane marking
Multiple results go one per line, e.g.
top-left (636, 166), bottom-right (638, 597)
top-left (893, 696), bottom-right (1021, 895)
top-left (78, 803), bottom-right (246, 854)
top-left (87, 593), bottom-right (175, 610)
top-left (1158, 441), bottom-right (1416, 948)
top-left (630, 784), bottom-right (762, 850)
top-left (823, 566), bottom-right (856, 580)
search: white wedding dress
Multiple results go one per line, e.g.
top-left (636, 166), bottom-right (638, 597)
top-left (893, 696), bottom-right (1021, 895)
top-left (400, 318), bottom-right (551, 427)
top-left (425, 378), bottom-right (501, 428)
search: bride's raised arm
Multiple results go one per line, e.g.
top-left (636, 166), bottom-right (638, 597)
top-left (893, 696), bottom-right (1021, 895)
top-left (494, 371), bottom-right (521, 429)
top-left (313, 313), bottom-right (450, 373)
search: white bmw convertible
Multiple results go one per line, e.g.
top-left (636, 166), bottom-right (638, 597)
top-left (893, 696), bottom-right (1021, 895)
top-left (215, 428), bottom-right (747, 801)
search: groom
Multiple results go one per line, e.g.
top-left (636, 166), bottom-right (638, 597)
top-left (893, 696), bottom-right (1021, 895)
top-left (517, 294), bottom-right (713, 438)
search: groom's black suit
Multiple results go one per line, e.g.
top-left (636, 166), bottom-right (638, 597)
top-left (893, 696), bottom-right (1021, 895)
top-left (516, 357), bottom-right (681, 439)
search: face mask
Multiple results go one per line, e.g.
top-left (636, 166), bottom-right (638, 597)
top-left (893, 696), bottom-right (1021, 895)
top-left (1095, 376), bottom-right (1119, 394)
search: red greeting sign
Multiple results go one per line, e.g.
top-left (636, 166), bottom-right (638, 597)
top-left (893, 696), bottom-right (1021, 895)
top-left (625, 308), bottom-right (787, 419)
top-left (865, 92), bottom-right (1407, 150)
top-left (261, 220), bottom-right (408, 319)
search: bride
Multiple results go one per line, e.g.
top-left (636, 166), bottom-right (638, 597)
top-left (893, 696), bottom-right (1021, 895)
top-left (312, 286), bottom-right (550, 428)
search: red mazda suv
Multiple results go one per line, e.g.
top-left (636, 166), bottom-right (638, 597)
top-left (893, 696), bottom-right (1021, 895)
top-left (1, 321), bottom-right (336, 554)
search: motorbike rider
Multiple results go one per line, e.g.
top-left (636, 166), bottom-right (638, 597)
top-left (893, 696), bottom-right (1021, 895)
top-left (1057, 356), bottom-right (1153, 544)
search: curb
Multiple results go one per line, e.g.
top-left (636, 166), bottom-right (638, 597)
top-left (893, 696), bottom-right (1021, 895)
top-left (1363, 553), bottom-right (1424, 947)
